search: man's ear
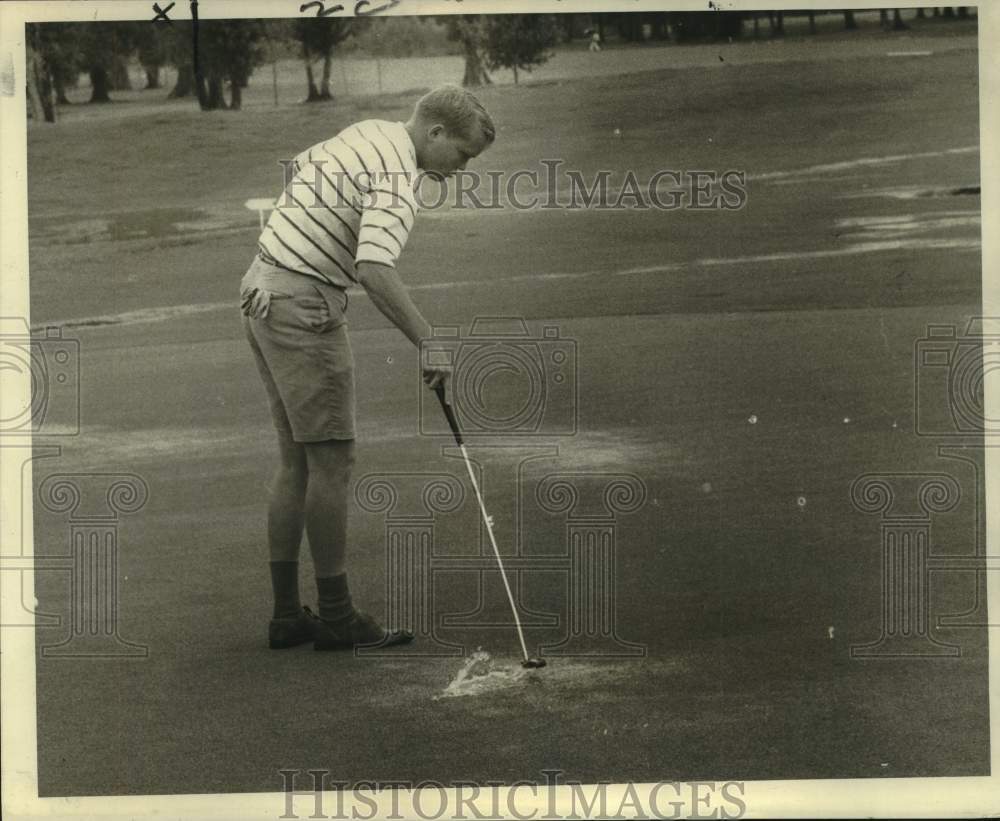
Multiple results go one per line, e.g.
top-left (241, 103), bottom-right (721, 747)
top-left (427, 123), bottom-right (446, 140)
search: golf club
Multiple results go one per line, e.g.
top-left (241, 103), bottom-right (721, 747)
top-left (433, 382), bottom-right (547, 670)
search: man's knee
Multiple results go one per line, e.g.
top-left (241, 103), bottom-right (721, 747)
top-left (304, 439), bottom-right (356, 481)
top-left (273, 460), bottom-right (308, 500)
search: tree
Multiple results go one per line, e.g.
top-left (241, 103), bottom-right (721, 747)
top-left (668, 11), bottom-right (743, 42)
top-left (615, 13), bottom-right (644, 42)
top-left (71, 22), bottom-right (135, 103)
top-left (31, 23), bottom-right (80, 106)
top-left (26, 25), bottom-right (57, 122)
top-left (293, 17), bottom-right (354, 102)
top-left (484, 14), bottom-right (557, 86)
top-left (109, 57), bottom-right (133, 91)
top-left (105, 23), bottom-right (138, 91)
top-left (650, 13), bottom-right (670, 40)
top-left (442, 16), bottom-right (491, 87)
top-left (132, 22), bottom-right (167, 90)
top-left (558, 14), bottom-right (575, 42)
top-left (162, 21), bottom-right (195, 98)
top-left (197, 19), bottom-right (266, 110)
top-left (844, 11), bottom-right (858, 30)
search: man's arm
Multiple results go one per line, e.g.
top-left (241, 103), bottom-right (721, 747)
top-left (356, 262), bottom-right (450, 389)
top-left (356, 262), bottom-right (431, 347)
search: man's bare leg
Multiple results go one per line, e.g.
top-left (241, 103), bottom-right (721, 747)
top-left (269, 427), bottom-right (309, 562)
top-left (268, 427), bottom-right (309, 620)
top-left (303, 438), bottom-right (355, 578)
top-left (301, 439), bottom-right (413, 648)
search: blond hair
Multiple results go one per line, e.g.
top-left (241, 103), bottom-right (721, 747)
top-left (414, 85), bottom-right (496, 144)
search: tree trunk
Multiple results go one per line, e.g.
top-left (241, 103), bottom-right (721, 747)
top-left (844, 11), bottom-right (858, 29)
top-left (305, 60), bottom-right (321, 101)
top-left (880, 10), bottom-right (889, 29)
top-left (53, 72), bottom-right (70, 105)
top-left (169, 64), bottom-right (194, 98)
top-left (229, 76), bottom-right (242, 110)
top-left (192, 19), bottom-right (210, 110)
top-left (808, 12), bottom-right (816, 34)
top-left (89, 66), bottom-right (111, 103)
top-left (460, 36), bottom-right (491, 87)
top-left (110, 57), bottom-right (132, 91)
top-left (206, 74), bottom-right (227, 109)
top-left (620, 15), bottom-right (640, 42)
top-left (652, 14), bottom-right (669, 40)
top-left (26, 43), bottom-right (57, 122)
top-left (893, 9), bottom-right (907, 30)
top-left (512, 63), bottom-right (518, 85)
top-left (319, 53), bottom-right (333, 100)
top-left (144, 64), bottom-right (160, 89)
top-left (194, 71), bottom-right (209, 109)
top-left (916, 8), bottom-right (926, 19)
top-left (560, 14), bottom-right (574, 42)
top-left (770, 11), bottom-right (784, 36)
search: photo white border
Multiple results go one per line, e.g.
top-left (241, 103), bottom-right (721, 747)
top-left (1, 1), bottom-right (996, 818)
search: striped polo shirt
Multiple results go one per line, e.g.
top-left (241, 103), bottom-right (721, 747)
top-left (258, 120), bottom-right (420, 289)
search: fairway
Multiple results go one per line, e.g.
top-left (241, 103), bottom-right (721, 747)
top-left (25, 24), bottom-right (987, 796)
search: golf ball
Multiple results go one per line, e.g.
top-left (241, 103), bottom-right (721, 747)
top-left (796, 496), bottom-right (807, 508)
top-left (748, 414), bottom-right (758, 425)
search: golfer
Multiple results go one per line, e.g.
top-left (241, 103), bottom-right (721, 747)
top-left (240, 86), bottom-right (496, 650)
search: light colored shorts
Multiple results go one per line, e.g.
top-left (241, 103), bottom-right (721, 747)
top-left (240, 256), bottom-right (355, 442)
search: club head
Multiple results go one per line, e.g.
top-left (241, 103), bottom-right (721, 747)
top-left (521, 658), bottom-right (547, 669)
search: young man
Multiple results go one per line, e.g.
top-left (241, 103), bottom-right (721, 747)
top-left (240, 85), bottom-right (496, 650)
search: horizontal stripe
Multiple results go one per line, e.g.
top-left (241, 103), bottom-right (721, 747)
top-left (358, 239), bottom-right (398, 258)
top-left (365, 206), bottom-right (410, 232)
